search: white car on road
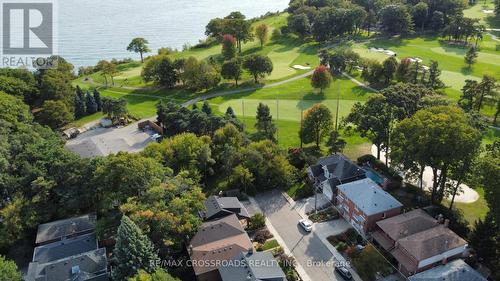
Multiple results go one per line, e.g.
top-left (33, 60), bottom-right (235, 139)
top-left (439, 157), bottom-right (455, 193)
top-left (299, 218), bottom-right (313, 232)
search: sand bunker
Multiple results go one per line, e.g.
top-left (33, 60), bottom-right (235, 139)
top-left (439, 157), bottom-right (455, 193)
top-left (292, 65), bottom-right (312, 70)
top-left (369, 47), bottom-right (397, 56)
top-left (482, 9), bottom-right (494, 14)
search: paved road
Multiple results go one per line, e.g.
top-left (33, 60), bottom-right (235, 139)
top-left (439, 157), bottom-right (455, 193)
top-left (254, 189), bottom-right (349, 281)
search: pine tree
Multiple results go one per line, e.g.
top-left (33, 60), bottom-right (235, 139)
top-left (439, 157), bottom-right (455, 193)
top-left (255, 103), bottom-right (276, 140)
top-left (202, 101), bottom-right (212, 115)
top-left (112, 215), bottom-right (159, 281)
top-left (85, 91), bottom-right (98, 114)
top-left (427, 60), bottom-right (443, 89)
top-left (93, 89), bottom-right (102, 112)
top-left (225, 106), bottom-right (236, 118)
top-left (464, 47), bottom-right (478, 68)
top-left (74, 92), bottom-right (86, 118)
top-left (192, 103), bottom-right (198, 110)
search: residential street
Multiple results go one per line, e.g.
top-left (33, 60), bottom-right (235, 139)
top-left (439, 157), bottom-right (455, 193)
top-left (254, 189), bottom-right (356, 281)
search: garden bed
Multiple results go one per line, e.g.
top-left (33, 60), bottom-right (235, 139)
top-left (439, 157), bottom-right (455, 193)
top-left (308, 207), bottom-right (340, 223)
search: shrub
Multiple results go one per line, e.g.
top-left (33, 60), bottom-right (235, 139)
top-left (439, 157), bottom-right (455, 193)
top-left (336, 242), bottom-right (348, 252)
top-left (249, 213), bottom-right (266, 230)
top-left (254, 229), bottom-right (273, 244)
top-left (272, 28), bottom-right (282, 40)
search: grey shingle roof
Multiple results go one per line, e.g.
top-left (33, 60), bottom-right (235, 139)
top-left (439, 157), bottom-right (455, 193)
top-left (313, 154), bottom-right (366, 184)
top-left (376, 209), bottom-right (439, 242)
top-left (32, 233), bottom-right (98, 264)
top-left (409, 259), bottom-right (486, 281)
top-left (219, 251), bottom-right (286, 281)
top-left (36, 214), bottom-right (96, 244)
top-left (202, 196), bottom-right (250, 220)
top-left (26, 248), bottom-right (108, 281)
top-left (338, 178), bottom-right (403, 216)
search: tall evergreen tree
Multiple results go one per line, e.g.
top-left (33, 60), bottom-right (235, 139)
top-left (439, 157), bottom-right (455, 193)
top-left (202, 101), bottom-right (212, 115)
top-left (93, 89), bottom-right (102, 112)
top-left (255, 103), bottom-right (276, 141)
top-left (74, 92), bottom-right (86, 118)
top-left (464, 47), bottom-right (478, 68)
top-left (225, 106), bottom-right (236, 118)
top-left (85, 91), bottom-right (98, 114)
top-left (112, 215), bottom-right (159, 281)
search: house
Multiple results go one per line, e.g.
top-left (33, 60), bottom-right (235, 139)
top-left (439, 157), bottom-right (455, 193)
top-left (26, 248), bottom-right (108, 281)
top-left (336, 178), bottom-right (403, 235)
top-left (390, 225), bottom-right (468, 276)
top-left (188, 214), bottom-right (253, 281)
top-left (372, 209), bottom-right (440, 251)
top-left (26, 214), bottom-right (108, 281)
top-left (408, 259), bottom-right (486, 281)
top-left (219, 250), bottom-right (286, 281)
top-left (32, 233), bottom-right (99, 264)
top-left (200, 196), bottom-right (250, 222)
top-left (372, 209), bottom-right (469, 276)
top-left (307, 154), bottom-right (366, 201)
top-left (35, 214), bottom-right (96, 245)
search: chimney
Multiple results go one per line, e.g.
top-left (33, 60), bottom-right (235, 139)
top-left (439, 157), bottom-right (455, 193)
top-left (444, 219), bottom-right (450, 228)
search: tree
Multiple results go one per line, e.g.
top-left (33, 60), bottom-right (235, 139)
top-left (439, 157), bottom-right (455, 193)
top-left (101, 97), bottom-right (128, 120)
top-left (391, 106), bottom-right (480, 203)
top-left (476, 141), bottom-right (500, 223)
top-left (181, 57), bottom-right (221, 91)
top-left (464, 47), bottom-right (478, 68)
top-left (255, 24), bottom-right (269, 47)
top-left (248, 213), bottom-right (266, 230)
top-left (427, 60), bottom-right (443, 89)
top-left (381, 83), bottom-right (434, 119)
top-left (300, 104), bottom-right (333, 148)
top-left (379, 4), bottom-right (414, 34)
top-left (476, 75), bottom-right (497, 110)
top-left (0, 76), bottom-right (38, 104)
top-left (243, 54), bottom-right (273, 83)
top-left (225, 106), bottom-right (236, 118)
top-left (430, 11), bottom-right (445, 31)
top-left (227, 165), bottom-right (255, 194)
top-left (255, 103), bottom-right (277, 141)
top-left (469, 212), bottom-right (499, 273)
top-left (127, 38), bottom-right (151, 63)
top-left (327, 130), bottom-right (346, 154)
top-left (412, 2), bottom-right (428, 31)
top-left (459, 80), bottom-right (480, 112)
top-left (494, 97), bottom-right (500, 125)
top-left (0, 256), bottom-right (22, 281)
top-left (74, 91), bottom-right (86, 119)
top-left (311, 65), bottom-right (332, 94)
top-left (347, 95), bottom-right (393, 160)
top-left (120, 174), bottom-right (206, 250)
top-left (223, 12), bottom-right (254, 53)
top-left (352, 245), bottom-right (392, 281)
top-left (142, 55), bottom-right (178, 88)
top-left (112, 215), bottom-right (159, 280)
top-left (129, 269), bottom-right (180, 281)
top-left (85, 91), bottom-right (98, 114)
top-left (382, 56), bottom-right (398, 86)
top-left (221, 58), bottom-right (242, 85)
top-left (202, 101), bottom-right (212, 115)
top-left (39, 100), bottom-right (74, 129)
top-left (288, 13), bottom-right (311, 37)
top-left (93, 89), bottom-right (102, 112)
top-left (221, 34), bottom-right (237, 60)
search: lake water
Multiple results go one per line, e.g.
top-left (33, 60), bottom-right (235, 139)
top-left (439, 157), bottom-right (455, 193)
top-left (57, 0), bottom-right (289, 68)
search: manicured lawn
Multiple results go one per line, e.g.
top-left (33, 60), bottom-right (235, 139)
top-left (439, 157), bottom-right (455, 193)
top-left (464, 0), bottom-right (497, 26)
top-left (449, 188), bottom-right (489, 226)
top-left (260, 239), bottom-right (279, 251)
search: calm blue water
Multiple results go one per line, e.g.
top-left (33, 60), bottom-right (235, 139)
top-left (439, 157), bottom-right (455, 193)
top-left (56, 0), bottom-right (288, 68)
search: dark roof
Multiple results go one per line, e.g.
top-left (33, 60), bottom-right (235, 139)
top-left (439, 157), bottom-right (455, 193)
top-left (409, 259), bottom-right (487, 281)
top-left (32, 233), bottom-right (98, 264)
top-left (376, 209), bottom-right (439, 242)
top-left (26, 248), bottom-right (108, 281)
top-left (36, 214), bottom-right (96, 244)
top-left (202, 196), bottom-right (250, 220)
top-left (308, 164), bottom-right (323, 177)
top-left (219, 251), bottom-right (286, 281)
top-left (314, 154), bottom-right (366, 182)
top-left (189, 214), bottom-right (253, 276)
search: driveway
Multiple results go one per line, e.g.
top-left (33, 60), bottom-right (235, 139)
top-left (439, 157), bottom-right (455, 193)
top-left (254, 189), bottom-right (358, 281)
top-left (65, 124), bottom-right (155, 158)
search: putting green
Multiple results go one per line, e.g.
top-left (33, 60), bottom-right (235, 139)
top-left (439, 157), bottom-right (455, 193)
top-left (267, 46), bottom-right (302, 80)
top-left (440, 70), bottom-right (482, 91)
top-left (218, 99), bottom-right (361, 122)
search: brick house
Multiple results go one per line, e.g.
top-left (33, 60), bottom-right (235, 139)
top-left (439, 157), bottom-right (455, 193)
top-left (372, 209), bottom-right (468, 276)
top-left (336, 178), bottom-right (403, 236)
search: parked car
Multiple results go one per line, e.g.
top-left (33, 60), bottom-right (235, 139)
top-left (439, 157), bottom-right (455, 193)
top-left (335, 266), bottom-right (352, 280)
top-left (298, 219), bottom-right (313, 232)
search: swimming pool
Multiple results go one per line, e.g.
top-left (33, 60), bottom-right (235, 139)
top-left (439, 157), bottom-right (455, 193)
top-left (363, 167), bottom-right (385, 186)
